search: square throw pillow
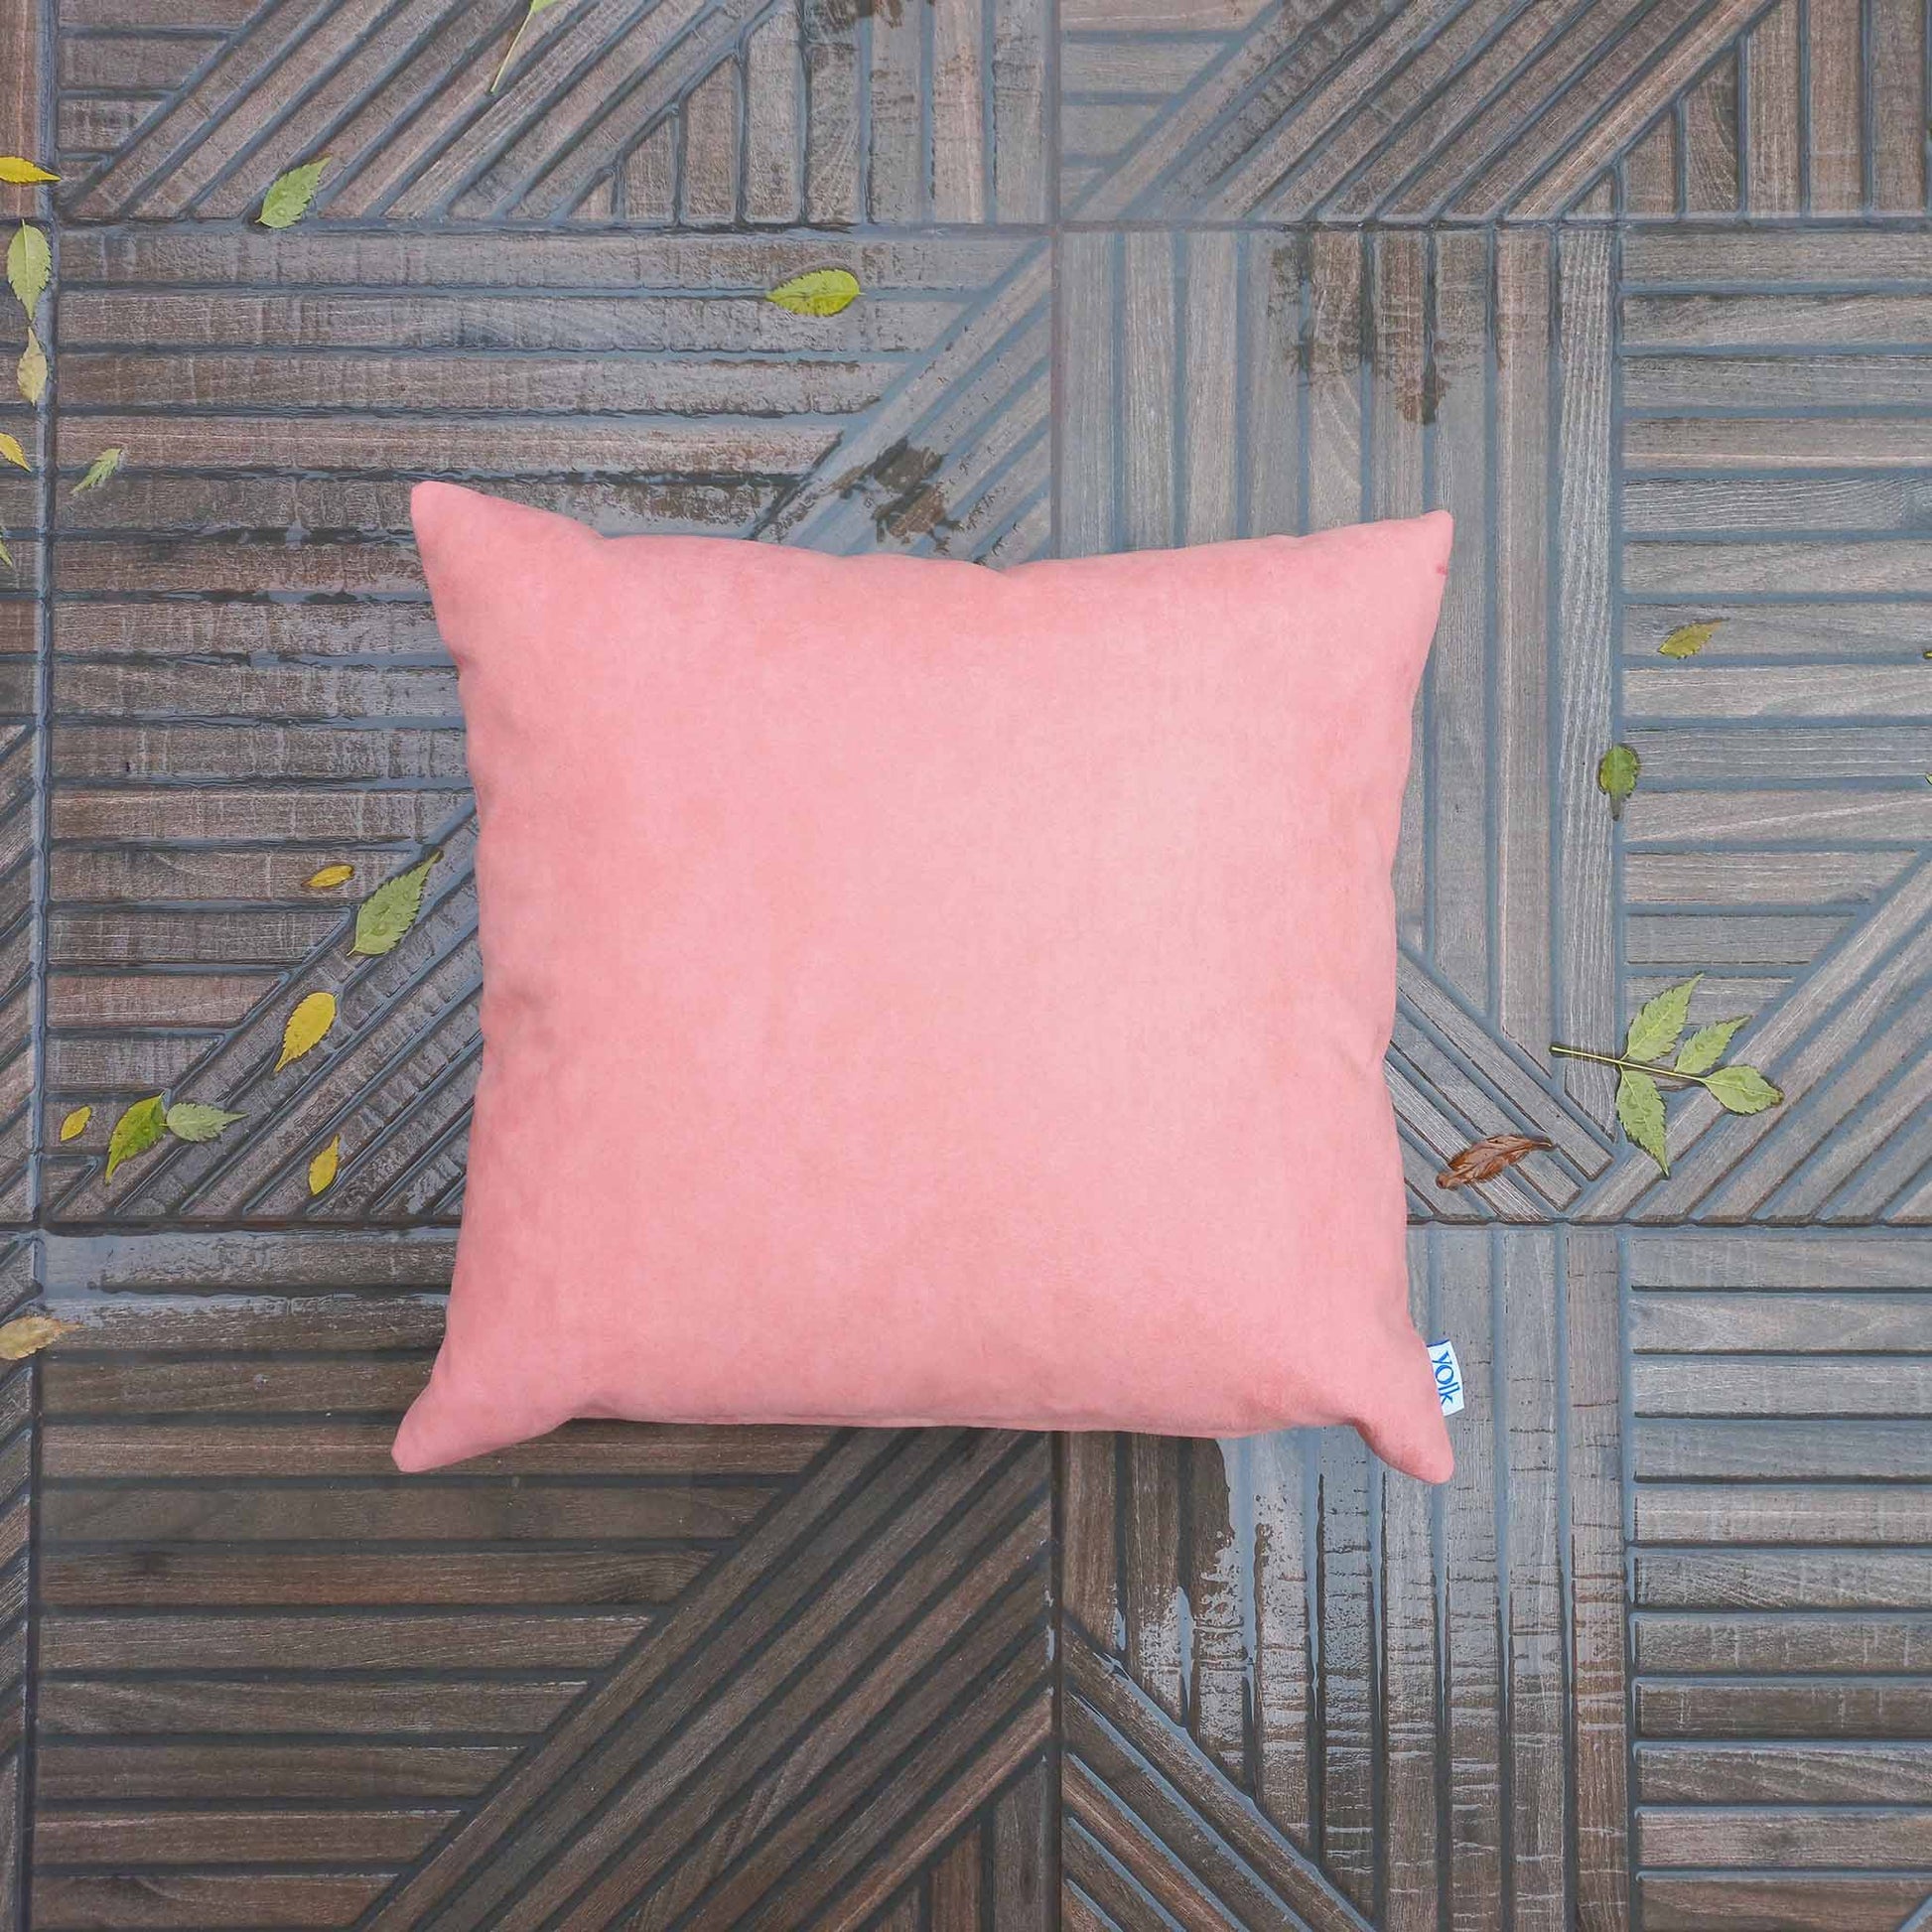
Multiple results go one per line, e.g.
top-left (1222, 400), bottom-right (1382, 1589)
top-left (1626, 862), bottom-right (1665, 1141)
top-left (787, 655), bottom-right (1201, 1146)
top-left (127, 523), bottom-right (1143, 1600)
top-left (395, 483), bottom-right (1455, 1482)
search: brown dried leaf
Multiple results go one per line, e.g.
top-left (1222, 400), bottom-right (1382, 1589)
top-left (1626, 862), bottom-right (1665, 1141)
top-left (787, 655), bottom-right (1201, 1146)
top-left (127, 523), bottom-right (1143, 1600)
top-left (0, 1312), bottom-right (74, 1360)
top-left (1436, 1133), bottom-right (1556, 1189)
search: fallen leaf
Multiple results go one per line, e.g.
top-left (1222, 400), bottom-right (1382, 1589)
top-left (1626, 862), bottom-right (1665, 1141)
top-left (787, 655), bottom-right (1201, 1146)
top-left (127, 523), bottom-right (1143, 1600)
top-left (105, 1093), bottom-right (168, 1181)
top-left (1625, 973), bottom-right (1701, 1064)
top-left (308, 1136), bottom-right (341, 1196)
top-left (70, 446), bottom-right (124, 494)
top-left (16, 328), bottom-right (45, 406)
top-left (352, 851), bottom-right (440, 957)
top-left (6, 221), bottom-right (48, 316)
top-left (490, 0), bottom-right (570, 90)
top-left (1436, 1133), bottom-right (1556, 1189)
top-left (1596, 743), bottom-right (1640, 820)
top-left (258, 158), bottom-right (333, 229)
top-left (58, 1104), bottom-right (90, 1141)
top-left (766, 268), bottom-right (863, 318)
top-left (1658, 620), bottom-right (1722, 659)
top-left (1675, 1016), bottom-right (1748, 1076)
top-left (165, 1101), bottom-right (245, 1143)
top-left (0, 158), bottom-right (58, 185)
top-left (0, 530), bottom-right (11, 573)
top-left (0, 432), bottom-right (26, 470)
top-left (276, 990), bottom-right (337, 1071)
top-left (1704, 1063), bottom-right (1782, 1116)
top-left (0, 1312), bottom-right (74, 1360)
top-left (1615, 1068), bottom-right (1669, 1173)
top-left (305, 862), bottom-right (355, 890)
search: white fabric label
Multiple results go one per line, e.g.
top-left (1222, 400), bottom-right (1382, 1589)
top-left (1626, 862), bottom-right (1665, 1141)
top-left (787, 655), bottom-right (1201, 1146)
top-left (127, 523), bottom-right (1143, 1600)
top-left (1429, 1339), bottom-right (1465, 1417)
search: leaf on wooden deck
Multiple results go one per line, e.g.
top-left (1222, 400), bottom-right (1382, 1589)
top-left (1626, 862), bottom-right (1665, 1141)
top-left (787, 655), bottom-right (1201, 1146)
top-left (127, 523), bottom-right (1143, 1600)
top-left (309, 1136), bottom-right (341, 1196)
top-left (258, 158), bottom-right (334, 228)
top-left (1615, 1069), bottom-right (1670, 1173)
top-left (16, 328), bottom-right (45, 405)
top-left (351, 850), bottom-right (439, 956)
top-left (70, 446), bottom-right (124, 494)
top-left (1658, 620), bottom-right (1722, 659)
top-left (305, 862), bottom-right (355, 890)
top-left (105, 1094), bottom-right (168, 1181)
top-left (1435, 1133), bottom-right (1555, 1189)
top-left (1704, 1063), bottom-right (1782, 1116)
top-left (1675, 1016), bottom-right (1748, 1076)
top-left (6, 222), bottom-right (48, 316)
top-left (276, 991), bottom-right (338, 1071)
top-left (0, 528), bottom-right (12, 574)
top-left (1596, 743), bottom-right (1639, 819)
top-left (164, 1102), bottom-right (245, 1144)
top-left (767, 269), bottom-right (863, 318)
top-left (58, 1104), bottom-right (90, 1142)
top-left (0, 1312), bottom-right (75, 1360)
top-left (0, 431), bottom-right (27, 471)
top-left (489, 0), bottom-right (569, 92)
top-left (1626, 974), bottom-right (1701, 1064)
top-left (0, 158), bottom-right (58, 184)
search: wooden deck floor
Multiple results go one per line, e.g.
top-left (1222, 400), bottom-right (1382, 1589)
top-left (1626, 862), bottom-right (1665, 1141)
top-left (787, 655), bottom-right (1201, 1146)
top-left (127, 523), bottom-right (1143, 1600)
top-left (0, 0), bottom-right (1929, 1923)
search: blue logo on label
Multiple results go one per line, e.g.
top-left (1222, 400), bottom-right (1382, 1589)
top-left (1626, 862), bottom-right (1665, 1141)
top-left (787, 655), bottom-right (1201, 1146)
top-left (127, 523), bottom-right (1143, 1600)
top-left (1428, 1339), bottom-right (1465, 1417)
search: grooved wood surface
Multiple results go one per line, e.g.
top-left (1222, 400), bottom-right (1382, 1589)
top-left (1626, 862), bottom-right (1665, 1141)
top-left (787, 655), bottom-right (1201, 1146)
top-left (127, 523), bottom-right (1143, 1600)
top-left (0, 0), bottom-right (1927, 1922)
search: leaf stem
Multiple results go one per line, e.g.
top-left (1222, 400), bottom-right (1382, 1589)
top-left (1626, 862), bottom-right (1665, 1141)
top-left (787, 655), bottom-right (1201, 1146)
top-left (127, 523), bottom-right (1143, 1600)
top-left (1549, 1042), bottom-right (1715, 1088)
top-left (489, 8), bottom-right (532, 91)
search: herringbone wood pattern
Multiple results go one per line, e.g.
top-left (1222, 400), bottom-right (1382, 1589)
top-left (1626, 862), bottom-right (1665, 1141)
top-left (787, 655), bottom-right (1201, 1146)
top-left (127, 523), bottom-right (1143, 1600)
top-left (0, 0), bottom-right (1926, 1922)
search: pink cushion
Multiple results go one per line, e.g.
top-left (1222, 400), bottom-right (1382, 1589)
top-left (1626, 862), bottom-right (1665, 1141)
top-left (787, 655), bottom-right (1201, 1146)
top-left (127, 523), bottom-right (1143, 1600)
top-left (395, 483), bottom-right (1455, 1482)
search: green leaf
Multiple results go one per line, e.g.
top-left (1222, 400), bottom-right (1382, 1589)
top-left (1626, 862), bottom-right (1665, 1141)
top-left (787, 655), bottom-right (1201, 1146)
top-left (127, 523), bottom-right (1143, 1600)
top-left (1615, 1068), bottom-right (1670, 1173)
top-left (1658, 620), bottom-right (1722, 659)
top-left (766, 268), bottom-right (863, 318)
top-left (105, 1093), bottom-right (168, 1182)
top-left (1596, 743), bottom-right (1640, 820)
top-left (164, 1101), bottom-right (245, 1144)
top-left (70, 446), bottom-right (123, 494)
top-left (1625, 974), bottom-right (1702, 1064)
top-left (1704, 1063), bottom-right (1783, 1116)
top-left (1675, 1016), bottom-right (1749, 1076)
top-left (7, 222), bottom-right (48, 317)
top-left (0, 432), bottom-right (27, 471)
top-left (258, 158), bottom-right (333, 229)
top-left (351, 850), bottom-right (440, 957)
top-left (16, 328), bottom-right (46, 406)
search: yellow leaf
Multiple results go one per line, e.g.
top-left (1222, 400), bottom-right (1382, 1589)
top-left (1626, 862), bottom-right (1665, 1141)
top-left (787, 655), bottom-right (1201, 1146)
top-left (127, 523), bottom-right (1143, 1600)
top-left (276, 990), bottom-right (337, 1071)
top-left (0, 433), bottom-right (25, 472)
top-left (766, 268), bottom-right (862, 318)
top-left (16, 328), bottom-right (45, 406)
top-left (0, 158), bottom-right (58, 185)
top-left (304, 862), bottom-right (355, 890)
top-left (308, 1136), bottom-right (341, 1196)
top-left (1658, 620), bottom-right (1722, 659)
top-left (0, 1312), bottom-right (74, 1360)
top-left (58, 1104), bottom-right (90, 1142)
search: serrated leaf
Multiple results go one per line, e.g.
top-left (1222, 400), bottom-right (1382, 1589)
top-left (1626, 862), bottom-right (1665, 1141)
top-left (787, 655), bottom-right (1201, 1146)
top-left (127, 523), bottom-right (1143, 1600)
top-left (351, 851), bottom-right (439, 957)
top-left (0, 158), bottom-right (58, 185)
top-left (1704, 1063), bottom-right (1783, 1116)
top-left (1658, 620), bottom-right (1722, 659)
top-left (16, 328), bottom-right (45, 406)
top-left (1596, 743), bottom-right (1640, 820)
top-left (1675, 1016), bottom-right (1749, 1076)
top-left (309, 1136), bottom-right (341, 1196)
top-left (1615, 1069), bottom-right (1670, 1173)
top-left (276, 990), bottom-right (337, 1071)
top-left (105, 1093), bottom-right (167, 1181)
top-left (766, 268), bottom-right (863, 318)
top-left (1435, 1133), bottom-right (1556, 1189)
top-left (70, 446), bottom-right (123, 494)
top-left (0, 432), bottom-right (27, 471)
top-left (7, 222), bottom-right (48, 317)
top-left (58, 1104), bottom-right (90, 1142)
top-left (0, 1312), bottom-right (74, 1360)
top-left (164, 1101), bottom-right (245, 1144)
top-left (258, 158), bottom-right (333, 229)
top-left (305, 862), bottom-right (354, 890)
top-left (1625, 974), bottom-right (1702, 1064)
